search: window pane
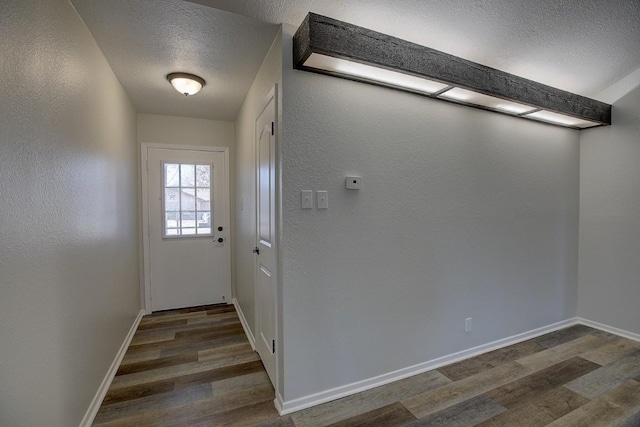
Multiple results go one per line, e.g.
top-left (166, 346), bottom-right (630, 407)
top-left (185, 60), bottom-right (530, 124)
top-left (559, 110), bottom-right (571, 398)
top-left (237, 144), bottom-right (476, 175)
top-left (181, 211), bottom-right (196, 228)
top-left (197, 211), bottom-right (211, 235)
top-left (197, 211), bottom-right (210, 223)
top-left (164, 188), bottom-right (180, 212)
top-left (166, 228), bottom-right (179, 236)
top-left (165, 212), bottom-right (179, 229)
top-left (196, 165), bottom-right (210, 188)
top-left (181, 164), bottom-right (195, 187)
top-left (181, 190), bottom-right (195, 210)
top-left (196, 188), bottom-right (210, 211)
top-left (182, 228), bottom-right (196, 235)
top-left (164, 163), bottom-right (180, 187)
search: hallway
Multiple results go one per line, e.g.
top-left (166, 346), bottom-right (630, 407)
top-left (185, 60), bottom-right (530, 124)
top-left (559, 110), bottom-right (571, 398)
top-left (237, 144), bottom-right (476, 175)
top-left (3, 2), bottom-right (640, 425)
top-left (94, 304), bottom-right (279, 425)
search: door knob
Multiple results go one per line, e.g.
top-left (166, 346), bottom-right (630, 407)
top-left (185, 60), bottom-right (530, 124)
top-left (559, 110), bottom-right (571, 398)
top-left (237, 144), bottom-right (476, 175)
top-left (218, 226), bottom-right (223, 231)
top-left (217, 238), bottom-right (224, 243)
top-left (253, 246), bottom-right (260, 255)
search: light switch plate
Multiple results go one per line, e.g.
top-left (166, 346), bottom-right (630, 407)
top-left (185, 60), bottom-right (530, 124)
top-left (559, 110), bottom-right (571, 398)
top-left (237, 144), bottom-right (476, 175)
top-left (317, 191), bottom-right (328, 209)
top-left (301, 190), bottom-right (313, 209)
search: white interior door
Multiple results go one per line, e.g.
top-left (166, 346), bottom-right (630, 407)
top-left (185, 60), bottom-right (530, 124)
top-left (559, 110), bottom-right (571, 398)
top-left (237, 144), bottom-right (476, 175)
top-left (255, 89), bottom-right (277, 386)
top-left (146, 147), bottom-right (230, 312)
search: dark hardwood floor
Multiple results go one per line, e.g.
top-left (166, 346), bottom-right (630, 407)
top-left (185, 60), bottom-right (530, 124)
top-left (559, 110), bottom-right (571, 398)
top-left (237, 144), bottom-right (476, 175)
top-left (94, 305), bottom-right (640, 426)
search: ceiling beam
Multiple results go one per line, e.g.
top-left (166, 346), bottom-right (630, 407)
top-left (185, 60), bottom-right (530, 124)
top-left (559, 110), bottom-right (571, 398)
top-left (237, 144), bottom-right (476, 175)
top-left (293, 13), bottom-right (611, 128)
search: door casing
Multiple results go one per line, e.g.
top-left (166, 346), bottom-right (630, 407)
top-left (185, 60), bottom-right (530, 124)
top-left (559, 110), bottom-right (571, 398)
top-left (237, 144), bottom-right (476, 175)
top-left (140, 143), bottom-right (231, 313)
top-left (254, 85), bottom-right (280, 390)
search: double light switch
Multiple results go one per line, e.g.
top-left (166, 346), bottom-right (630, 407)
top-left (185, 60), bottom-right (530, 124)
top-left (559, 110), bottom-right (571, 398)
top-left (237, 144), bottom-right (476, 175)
top-left (301, 190), bottom-right (328, 209)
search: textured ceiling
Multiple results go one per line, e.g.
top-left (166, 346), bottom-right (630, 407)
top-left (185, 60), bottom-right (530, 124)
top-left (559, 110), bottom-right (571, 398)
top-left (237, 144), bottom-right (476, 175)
top-left (188, 0), bottom-right (640, 101)
top-left (70, 0), bottom-right (278, 120)
top-left (72, 0), bottom-right (640, 121)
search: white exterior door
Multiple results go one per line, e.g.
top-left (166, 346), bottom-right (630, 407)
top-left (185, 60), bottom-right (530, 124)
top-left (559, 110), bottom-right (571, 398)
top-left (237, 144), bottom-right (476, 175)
top-left (255, 90), bottom-right (277, 385)
top-left (145, 146), bottom-right (230, 312)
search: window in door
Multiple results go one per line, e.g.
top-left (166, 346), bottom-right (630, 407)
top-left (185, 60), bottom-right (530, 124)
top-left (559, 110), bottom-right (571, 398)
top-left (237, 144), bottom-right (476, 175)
top-left (162, 162), bottom-right (213, 237)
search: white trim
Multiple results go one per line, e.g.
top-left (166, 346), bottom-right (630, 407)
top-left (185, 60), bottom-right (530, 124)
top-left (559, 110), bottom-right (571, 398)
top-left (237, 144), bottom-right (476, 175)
top-left (79, 310), bottom-right (145, 427)
top-left (140, 143), bottom-right (232, 313)
top-left (577, 317), bottom-right (640, 342)
top-left (233, 298), bottom-right (256, 350)
top-left (222, 146), bottom-right (232, 304)
top-left (274, 391), bottom-right (285, 415)
top-left (277, 317), bottom-right (578, 415)
top-left (254, 85), bottom-right (280, 392)
top-left (141, 145), bottom-right (152, 311)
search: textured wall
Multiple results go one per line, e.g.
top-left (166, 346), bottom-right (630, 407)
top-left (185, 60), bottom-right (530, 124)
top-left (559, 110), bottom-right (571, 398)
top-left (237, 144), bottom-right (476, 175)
top-left (233, 31), bottom-right (282, 369)
top-left (0, 1), bottom-right (140, 425)
top-left (280, 27), bottom-right (580, 402)
top-left (138, 114), bottom-right (235, 148)
top-left (578, 84), bottom-right (640, 335)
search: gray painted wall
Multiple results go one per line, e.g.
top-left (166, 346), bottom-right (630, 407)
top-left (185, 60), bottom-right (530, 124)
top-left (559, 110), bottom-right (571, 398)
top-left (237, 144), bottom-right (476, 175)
top-left (578, 84), bottom-right (640, 335)
top-left (138, 114), bottom-right (235, 148)
top-left (0, 1), bottom-right (140, 425)
top-left (280, 27), bottom-right (580, 402)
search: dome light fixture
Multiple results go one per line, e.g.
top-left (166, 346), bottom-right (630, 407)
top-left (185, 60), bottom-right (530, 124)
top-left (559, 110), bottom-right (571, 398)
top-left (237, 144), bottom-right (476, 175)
top-left (166, 72), bottom-right (206, 96)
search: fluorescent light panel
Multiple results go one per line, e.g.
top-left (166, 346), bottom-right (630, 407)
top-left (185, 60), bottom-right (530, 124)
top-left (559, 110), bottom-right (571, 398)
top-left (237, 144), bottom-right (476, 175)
top-left (438, 88), bottom-right (537, 115)
top-left (304, 53), bottom-right (449, 95)
top-left (524, 110), bottom-right (600, 128)
top-left (303, 55), bottom-right (604, 128)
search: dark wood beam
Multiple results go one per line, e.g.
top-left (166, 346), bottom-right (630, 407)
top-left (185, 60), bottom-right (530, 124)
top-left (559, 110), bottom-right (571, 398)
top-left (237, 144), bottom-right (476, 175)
top-left (293, 13), bottom-right (611, 127)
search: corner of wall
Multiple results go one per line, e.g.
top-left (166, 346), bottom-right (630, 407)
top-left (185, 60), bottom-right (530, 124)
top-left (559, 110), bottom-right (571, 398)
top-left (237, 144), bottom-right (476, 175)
top-left (577, 81), bottom-right (640, 336)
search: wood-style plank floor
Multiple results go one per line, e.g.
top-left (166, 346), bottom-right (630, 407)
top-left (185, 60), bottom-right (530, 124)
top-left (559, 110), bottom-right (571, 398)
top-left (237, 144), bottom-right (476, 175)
top-left (95, 305), bottom-right (640, 426)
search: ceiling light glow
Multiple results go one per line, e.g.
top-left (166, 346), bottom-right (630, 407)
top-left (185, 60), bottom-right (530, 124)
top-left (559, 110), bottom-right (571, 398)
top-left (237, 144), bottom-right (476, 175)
top-left (439, 88), bottom-right (537, 115)
top-left (167, 73), bottom-right (206, 96)
top-left (304, 53), bottom-right (449, 95)
top-left (524, 110), bottom-right (600, 128)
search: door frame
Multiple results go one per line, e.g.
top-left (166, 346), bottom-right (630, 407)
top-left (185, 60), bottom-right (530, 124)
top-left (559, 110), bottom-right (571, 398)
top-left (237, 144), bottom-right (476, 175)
top-left (254, 85), bottom-right (280, 390)
top-left (140, 143), bottom-right (231, 313)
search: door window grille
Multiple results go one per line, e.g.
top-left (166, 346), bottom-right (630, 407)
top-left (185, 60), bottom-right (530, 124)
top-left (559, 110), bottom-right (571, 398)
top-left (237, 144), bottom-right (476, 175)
top-left (162, 163), bottom-right (212, 237)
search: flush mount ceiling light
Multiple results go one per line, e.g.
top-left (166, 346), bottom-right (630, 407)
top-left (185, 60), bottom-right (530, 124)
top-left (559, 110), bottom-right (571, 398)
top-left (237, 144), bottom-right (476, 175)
top-left (293, 14), bottom-right (612, 129)
top-left (166, 72), bottom-right (206, 96)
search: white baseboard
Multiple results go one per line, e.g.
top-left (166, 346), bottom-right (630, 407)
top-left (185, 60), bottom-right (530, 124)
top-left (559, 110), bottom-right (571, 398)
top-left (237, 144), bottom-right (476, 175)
top-left (79, 309), bottom-right (145, 427)
top-left (577, 317), bottom-right (640, 342)
top-left (277, 317), bottom-right (578, 415)
top-left (233, 298), bottom-right (256, 350)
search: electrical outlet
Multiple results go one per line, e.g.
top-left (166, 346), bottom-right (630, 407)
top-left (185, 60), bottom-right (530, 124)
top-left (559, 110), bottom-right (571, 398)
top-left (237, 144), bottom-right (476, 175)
top-left (465, 317), bottom-right (472, 333)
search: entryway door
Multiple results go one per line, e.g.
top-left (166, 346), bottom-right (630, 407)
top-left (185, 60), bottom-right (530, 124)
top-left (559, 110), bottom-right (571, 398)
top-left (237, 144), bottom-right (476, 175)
top-left (255, 87), bottom-right (277, 386)
top-left (143, 146), bottom-right (230, 312)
